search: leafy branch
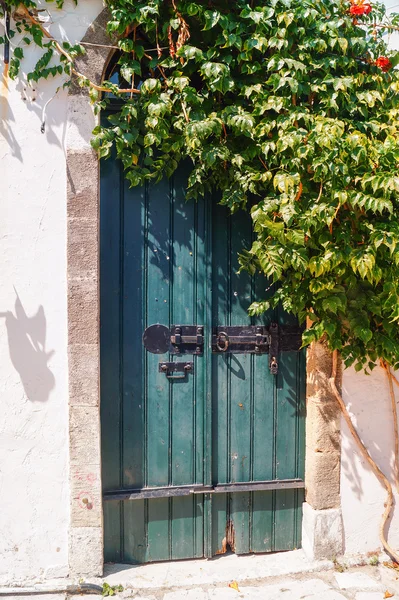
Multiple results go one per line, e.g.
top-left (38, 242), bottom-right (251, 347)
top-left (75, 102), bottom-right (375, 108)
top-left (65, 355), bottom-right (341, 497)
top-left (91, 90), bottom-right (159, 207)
top-left (1, 0), bottom-right (399, 373)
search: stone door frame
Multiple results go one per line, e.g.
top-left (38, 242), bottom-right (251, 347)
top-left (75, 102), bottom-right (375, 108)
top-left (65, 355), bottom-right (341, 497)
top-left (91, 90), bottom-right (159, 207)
top-left (66, 9), bottom-right (343, 577)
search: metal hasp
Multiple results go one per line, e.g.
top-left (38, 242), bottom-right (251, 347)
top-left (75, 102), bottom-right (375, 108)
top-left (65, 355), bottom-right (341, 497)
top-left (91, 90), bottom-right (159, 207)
top-left (143, 324), bottom-right (204, 355)
top-left (159, 361), bottom-right (194, 379)
top-left (170, 325), bottom-right (204, 355)
top-left (212, 323), bottom-right (303, 374)
top-left (104, 478), bottom-right (305, 502)
top-left (269, 322), bottom-right (279, 375)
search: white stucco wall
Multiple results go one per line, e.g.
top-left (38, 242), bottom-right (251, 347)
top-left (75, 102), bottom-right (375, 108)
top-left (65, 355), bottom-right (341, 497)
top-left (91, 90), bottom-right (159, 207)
top-left (341, 367), bottom-right (399, 556)
top-left (0, 0), bottom-right (103, 585)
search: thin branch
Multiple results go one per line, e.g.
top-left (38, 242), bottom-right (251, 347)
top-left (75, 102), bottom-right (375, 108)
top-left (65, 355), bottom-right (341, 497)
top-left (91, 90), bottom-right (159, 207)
top-left (316, 181), bottom-right (323, 202)
top-left (181, 100), bottom-right (189, 123)
top-left (381, 360), bottom-right (399, 495)
top-left (17, 4), bottom-right (141, 95)
top-left (373, 23), bottom-right (399, 33)
top-left (330, 350), bottom-right (399, 563)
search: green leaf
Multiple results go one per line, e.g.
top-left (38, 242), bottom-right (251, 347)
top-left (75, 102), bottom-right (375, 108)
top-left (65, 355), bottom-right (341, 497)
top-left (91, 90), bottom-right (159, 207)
top-left (13, 47), bottom-right (24, 60)
top-left (203, 10), bottom-right (220, 30)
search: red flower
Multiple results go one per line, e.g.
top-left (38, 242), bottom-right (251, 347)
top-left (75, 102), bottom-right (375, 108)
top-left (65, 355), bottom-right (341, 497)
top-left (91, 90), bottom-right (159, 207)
top-left (375, 56), bottom-right (392, 72)
top-left (349, 1), bottom-right (372, 15)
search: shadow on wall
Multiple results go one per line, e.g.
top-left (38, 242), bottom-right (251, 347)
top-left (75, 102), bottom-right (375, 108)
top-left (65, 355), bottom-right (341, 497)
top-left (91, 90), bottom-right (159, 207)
top-left (0, 289), bottom-right (55, 402)
top-left (0, 68), bottom-right (22, 162)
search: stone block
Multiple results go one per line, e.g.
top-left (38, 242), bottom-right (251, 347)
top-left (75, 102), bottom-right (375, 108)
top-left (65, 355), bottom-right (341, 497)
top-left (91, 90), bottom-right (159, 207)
top-left (67, 96), bottom-right (97, 150)
top-left (302, 502), bottom-right (344, 561)
top-left (305, 341), bottom-right (342, 510)
top-left (69, 527), bottom-right (103, 577)
top-left (67, 151), bottom-right (98, 219)
top-left (68, 343), bottom-right (99, 406)
top-left (334, 572), bottom-right (382, 590)
top-left (305, 451), bottom-right (341, 510)
top-left (68, 217), bottom-right (98, 279)
top-left (70, 462), bottom-right (102, 527)
top-left (69, 405), bottom-right (101, 467)
top-left (68, 278), bottom-right (98, 346)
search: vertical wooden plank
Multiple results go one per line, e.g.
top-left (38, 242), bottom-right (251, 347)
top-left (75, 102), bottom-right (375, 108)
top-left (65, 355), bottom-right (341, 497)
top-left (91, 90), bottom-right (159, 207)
top-left (275, 352), bottom-right (299, 480)
top-left (250, 240), bottom-right (276, 554)
top-left (171, 496), bottom-right (204, 560)
top-left (147, 498), bottom-right (170, 562)
top-left (251, 491), bottom-right (274, 553)
top-left (274, 488), bottom-right (297, 551)
top-left (211, 493), bottom-right (229, 555)
top-left (211, 202), bottom-right (229, 555)
top-left (121, 177), bottom-right (146, 562)
top-left (168, 170), bottom-right (207, 558)
top-left (100, 138), bottom-right (122, 562)
top-left (203, 195), bottom-right (213, 558)
top-left (146, 178), bottom-right (172, 488)
top-left (212, 201), bottom-right (230, 486)
top-left (123, 500), bottom-right (146, 564)
top-left (228, 209), bottom-right (253, 555)
top-left (144, 178), bottom-right (173, 561)
top-left (170, 170), bottom-right (196, 487)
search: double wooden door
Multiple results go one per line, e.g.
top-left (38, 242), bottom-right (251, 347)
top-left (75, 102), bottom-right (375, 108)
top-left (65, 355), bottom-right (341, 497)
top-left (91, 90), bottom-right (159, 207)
top-left (100, 155), bottom-right (305, 564)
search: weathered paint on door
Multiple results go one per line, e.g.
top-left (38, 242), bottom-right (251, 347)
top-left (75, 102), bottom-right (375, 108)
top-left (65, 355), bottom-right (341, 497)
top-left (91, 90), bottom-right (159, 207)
top-left (100, 148), bottom-right (305, 564)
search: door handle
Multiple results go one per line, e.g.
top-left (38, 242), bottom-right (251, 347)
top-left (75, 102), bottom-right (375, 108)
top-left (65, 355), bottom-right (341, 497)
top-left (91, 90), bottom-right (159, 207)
top-left (159, 362), bottom-right (194, 379)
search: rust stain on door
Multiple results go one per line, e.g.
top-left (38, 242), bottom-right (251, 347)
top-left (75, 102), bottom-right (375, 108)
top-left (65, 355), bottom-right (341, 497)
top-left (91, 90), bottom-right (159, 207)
top-left (215, 520), bottom-right (236, 555)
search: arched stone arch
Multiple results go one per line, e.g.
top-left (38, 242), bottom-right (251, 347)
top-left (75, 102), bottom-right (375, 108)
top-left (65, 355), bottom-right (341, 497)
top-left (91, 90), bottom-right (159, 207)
top-left (66, 7), bottom-right (112, 578)
top-left (65, 8), bottom-right (343, 578)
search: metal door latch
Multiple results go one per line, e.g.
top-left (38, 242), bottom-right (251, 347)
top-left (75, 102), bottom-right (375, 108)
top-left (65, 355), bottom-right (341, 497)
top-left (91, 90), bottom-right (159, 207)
top-left (143, 324), bottom-right (204, 355)
top-left (159, 361), bottom-right (194, 379)
top-left (268, 322), bottom-right (279, 375)
top-left (212, 322), bottom-right (303, 374)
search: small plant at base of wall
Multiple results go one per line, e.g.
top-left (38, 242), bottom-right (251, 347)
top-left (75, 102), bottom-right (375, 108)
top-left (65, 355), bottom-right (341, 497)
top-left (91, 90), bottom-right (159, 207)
top-left (102, 582), bottom-right (124, 597)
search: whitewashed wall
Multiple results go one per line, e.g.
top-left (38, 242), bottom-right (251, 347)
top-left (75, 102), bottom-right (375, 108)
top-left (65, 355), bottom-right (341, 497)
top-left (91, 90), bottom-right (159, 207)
top-left (341, 367), bottom-right (399, 556)
top-left (0, 0), bottom-right (398, 586)
top-left (0, 0), bottom-right (103, 585)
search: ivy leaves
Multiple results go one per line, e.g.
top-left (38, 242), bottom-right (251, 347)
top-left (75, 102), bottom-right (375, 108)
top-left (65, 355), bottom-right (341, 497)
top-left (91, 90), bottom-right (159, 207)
top-left (3, 0), bottom-right (399, 370)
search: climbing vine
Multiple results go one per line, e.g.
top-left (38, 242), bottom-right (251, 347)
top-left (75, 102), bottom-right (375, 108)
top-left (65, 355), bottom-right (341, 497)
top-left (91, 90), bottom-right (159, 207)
top-left (1, 0), bottom-right (399, 372)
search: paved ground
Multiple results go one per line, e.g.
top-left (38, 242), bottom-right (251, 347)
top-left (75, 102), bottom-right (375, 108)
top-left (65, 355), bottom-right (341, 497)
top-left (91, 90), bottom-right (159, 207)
top-left (7, 551), bottom-right (399, 599)
top-left (105, 564), bottom-right (399, 600)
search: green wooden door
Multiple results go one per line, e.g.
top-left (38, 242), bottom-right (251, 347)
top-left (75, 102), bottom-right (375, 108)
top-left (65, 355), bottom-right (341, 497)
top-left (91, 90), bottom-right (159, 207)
top-left (100, 154), bottom-right (305, 564)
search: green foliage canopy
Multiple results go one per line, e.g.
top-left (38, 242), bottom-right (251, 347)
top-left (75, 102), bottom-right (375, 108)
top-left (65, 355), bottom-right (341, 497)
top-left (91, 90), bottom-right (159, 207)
top-left (2, 0), bottom-right (399, 370)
